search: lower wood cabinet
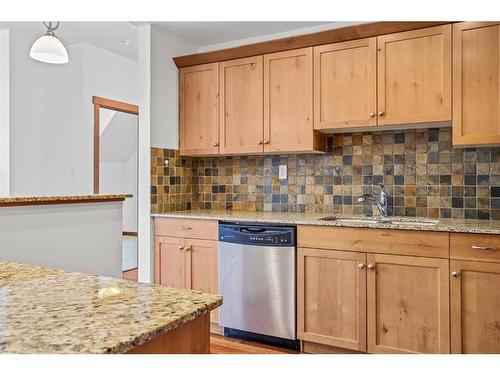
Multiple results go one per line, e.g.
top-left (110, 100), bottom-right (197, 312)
top-left (367, 254), bottom-right (450, 354)
top-left (155, 235), bottom-right (219, 324)
top-left (450, 260), bottom-right (500, 353)
top-left (155, 236), bottom-right (186, 289)
top-left (297, 248), bottom-right (367, 352)
top-left (298, 243), bottom-right (450, 354)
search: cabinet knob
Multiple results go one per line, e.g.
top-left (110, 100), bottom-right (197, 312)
top-left (257, 141), bottom-right (263, 145)
top-left (369, 112), bottom-right (376, 118)
top-left (451, 271), bottom-right (460, 278)
top-left (358, 263), bottom-right (366, 269)
top-left (378, 111), bottom-right (385, 117)
top-left (184, 245), bottom-right (193, 252)
top-left (263, 140), bottom-right (270, 144)
top-left (213, 142), bottom-right (219, 147)
top-left (178, 246), bottom-right (185, 252)
top-left (367, 264), bottom-right (375, 271)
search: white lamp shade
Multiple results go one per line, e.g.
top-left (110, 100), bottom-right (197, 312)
top-left (30, 35), bottom-right (69, 64)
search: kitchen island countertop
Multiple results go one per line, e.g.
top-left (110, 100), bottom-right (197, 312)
top-left (0, 261), bottom-right (222, 354)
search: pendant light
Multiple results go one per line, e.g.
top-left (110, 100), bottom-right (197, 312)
top-left (30, 22), bottom-right (69, 64)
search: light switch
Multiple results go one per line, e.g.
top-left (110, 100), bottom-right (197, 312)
top-left (279, 165), bottom-right (287, 180)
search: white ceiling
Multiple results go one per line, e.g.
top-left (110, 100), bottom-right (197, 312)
top-left (0, 22), bottom-right (139, 60)
top-left (150, 22), bottom-right (341, 49)
top-left (0, 21), bottom-right (364, 61)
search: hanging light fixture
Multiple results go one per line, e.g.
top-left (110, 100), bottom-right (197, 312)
top-left (30, 22), bottom-right (69, 64)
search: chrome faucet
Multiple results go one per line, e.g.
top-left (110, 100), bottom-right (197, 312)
top-left (357, 183), bottom-right (388, 218)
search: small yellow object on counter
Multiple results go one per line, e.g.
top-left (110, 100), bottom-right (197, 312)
top-left (97, 287), bottom-right (121, 299)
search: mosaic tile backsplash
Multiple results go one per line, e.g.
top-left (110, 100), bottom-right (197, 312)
top-left (151, 127), bottom-right (500, 220)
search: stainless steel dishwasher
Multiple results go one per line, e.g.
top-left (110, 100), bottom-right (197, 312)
top-left (218, 222), bottom-right (299, 350)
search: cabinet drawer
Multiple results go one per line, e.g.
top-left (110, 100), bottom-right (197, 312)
top-left (298, 225), bottom-right (449, 258)
top-left (450, 233), bottom-right (500, 263)
top-left (154, 218), bottom-right (218, 240)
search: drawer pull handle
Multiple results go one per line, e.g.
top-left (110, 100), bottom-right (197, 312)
top-left (471, 245), bottom-right (497, 251)
top-left (182, 226), bottom-right (193, 230)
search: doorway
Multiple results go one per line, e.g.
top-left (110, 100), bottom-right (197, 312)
top-left (93, 96), bottom-right (139, 280)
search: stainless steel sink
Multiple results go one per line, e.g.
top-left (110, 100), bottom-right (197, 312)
top-left (318, 216), bottom-right (439, 226)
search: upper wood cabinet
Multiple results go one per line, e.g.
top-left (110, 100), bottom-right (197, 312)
top-left (377, 24), bottom-right (452, 126)
top-left (179, 63), bottom-right (219, 156)
top-left (450, 260), bottom-right (500, 354)
top-left (264, 48), bottom-right (324, 153)
top-left (219, 56), bottom-right (264, 154)
top-left (367, 254), bottom-right (450, 354)
top-left (452, 22), bottom-right (500, 146)
top-left (314, 38), bottom-right (377, 130)
top-left (298, 248), bottom-right (367, 352)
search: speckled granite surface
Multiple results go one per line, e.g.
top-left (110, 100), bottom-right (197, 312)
top-left (0, 194), bottom-right (132, 207)
top-left (0, 261), bottom-right (222, 354)
top-left (152, 210), bottom-right (500, 234)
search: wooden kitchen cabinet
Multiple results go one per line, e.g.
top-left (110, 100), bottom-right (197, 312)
top-left (450, 260), bottom-right (500, 353)
top-left (377, 24), bottom-right (451, 126)
top-left (367, 254), bottom-right (450, 354)
top-left (154, 236), bottom-right (186, 289)
top-left (185, 239), bottom-right (219, 323)
top-left (154, 218), bottom-right (220, 325)
top-left (219, 56), bottom-right (264, 154)
top-left (452, 22), bottom-right (500, 146)
top-left (297, 248), bottom-right (367, 352)
top-left (263, 48), bottom-right (326, 153)
top-left (314, 38), bottom-right (377, 130)
top-left (179, 62), bottom-right (219, 156)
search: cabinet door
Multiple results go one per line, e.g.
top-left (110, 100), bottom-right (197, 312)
top-left (314, 38), bottom-right (377, 130)
top-left (452, 22), bottom-right (500, 146)
top-left (219, 56), bottom-right (264, 154)
top-left (263, 48), bottom-right (317, 153)
top-left (179, 63), bottom-right (219, 156)
top-left (450, 260), bottom-right (500, 353)
top-left (185, 239), bottom-right (219, 323)
top-left (367, 254), bottom-right (450, 353)
top-left (377, 25), bottom-right (451, 126)
top-left (297, 248), bottom-right (367, 352)
top-left (154, 236), bottom-right (186, 289)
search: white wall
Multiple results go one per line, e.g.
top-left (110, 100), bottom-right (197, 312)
top-left (7, 30), bottom-right (139, 196)
top-left (137, 24), bottom-right (152, 283)
top-left (0, 202), bottom-right (123, 278)
top-left (0, 29), bottom-right (9, 196)
top-left (150, 25), bottom-right (197, 149)
top-left (8, 30), bottom-right (45, 196)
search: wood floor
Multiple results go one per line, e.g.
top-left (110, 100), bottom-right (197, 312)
top-left (210, 334), bottom-right (298, 354)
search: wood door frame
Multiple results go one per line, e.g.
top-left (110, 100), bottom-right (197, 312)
top-left (92, 96), bottom-right (139, 194)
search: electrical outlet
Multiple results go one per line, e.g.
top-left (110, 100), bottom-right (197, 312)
top-left (279, 165), bottom-right (287, 180)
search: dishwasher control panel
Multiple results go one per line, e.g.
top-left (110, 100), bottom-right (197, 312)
top-left (218, 223), bottom-right (295, 247)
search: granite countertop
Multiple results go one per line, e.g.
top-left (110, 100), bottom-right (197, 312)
top-left (0, 261), bottom-right (222, 354)
top-left (151, 210), bottom-right (500, 234)
top-left (0, 194), bottom-right (133, 207)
